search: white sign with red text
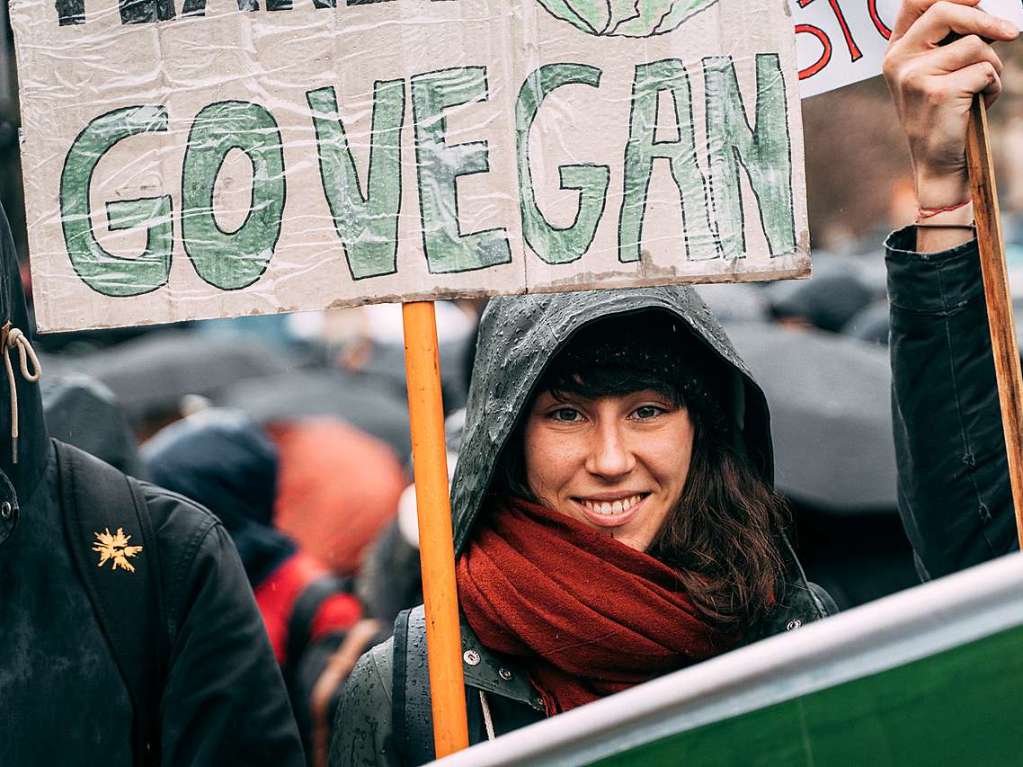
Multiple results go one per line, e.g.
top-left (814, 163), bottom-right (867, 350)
top-left (793, 0), bottom-right (1022, 98)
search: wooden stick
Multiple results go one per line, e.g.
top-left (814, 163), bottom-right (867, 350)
top-left (401, 300), bottom-right (470, 757)
top-left (965, 96), bottom-right (1023, 549)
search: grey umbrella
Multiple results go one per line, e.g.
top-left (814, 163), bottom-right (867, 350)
top-left (725, 322), bottom-right (897, 512)
top-left (845, 300), bottom-right (890, 347)
top-left (69, 330), bottom-right (296, 420)
top-left (693, 283), bottom-right (768, 324)
top-left (218, 368), bottom-right (411, 461)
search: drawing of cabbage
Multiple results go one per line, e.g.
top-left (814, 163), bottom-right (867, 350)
top-left (536, 0), bottom-right (719, 37)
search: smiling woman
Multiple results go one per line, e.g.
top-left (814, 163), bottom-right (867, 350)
top-left (331, 287), bottom-right (835, 767)
top-left (482, 313), bottom-right (791, 641)
top-left (513, 318), bottom-right (702, 556)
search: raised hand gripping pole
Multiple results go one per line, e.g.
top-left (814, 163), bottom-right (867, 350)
top-left (402, 300), bottom-right (471, 757)
top-left (966, 96), bottom-right (1023, 548)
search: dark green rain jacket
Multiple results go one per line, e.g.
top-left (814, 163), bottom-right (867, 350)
top-left (330, 286), bottom-right (835, 767)
top-left (886, 229), bottom-right (1018, 578)
top-left (0, 202), bottom-right (305, 766)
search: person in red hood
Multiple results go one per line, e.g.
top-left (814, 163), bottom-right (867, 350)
top-left (270, 418), bottom-right (407, 576)
top-left (144, 410), bottom-right (375, 766)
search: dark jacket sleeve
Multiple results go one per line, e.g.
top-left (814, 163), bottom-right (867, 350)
top-left (149, 489), bottom-right (306, 766)
top-left (886, 228), bottom-right (1018, 579)
top-left (330, 641), bottom-right (400, 767)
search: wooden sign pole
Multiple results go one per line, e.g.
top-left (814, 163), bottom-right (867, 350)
top-left (401, 300), bottom-right (470, 757)
top-left (966, 96), bottom-right (1023, 549)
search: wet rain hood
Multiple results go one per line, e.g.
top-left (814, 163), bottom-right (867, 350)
top-left (451, 285), bottom-right (774, 555)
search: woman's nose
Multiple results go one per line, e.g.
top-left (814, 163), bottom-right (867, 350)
top-left (585, 421), bottom-right (636, 478)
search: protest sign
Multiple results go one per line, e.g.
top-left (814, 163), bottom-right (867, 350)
top-left (792, 0), bottom-right (1023, 98)
top-left (790, 0), bottom-right (899, 98)
top-left (11, 0), bottom-right (808, 332)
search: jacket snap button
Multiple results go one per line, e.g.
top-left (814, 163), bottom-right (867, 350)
top-left (786, 619), bottom-right (802, 631)
top-left (0, 502), bottom-right (12, 520)
top-left (498, 668), bottom-right (513, 681)
top-left (463, 650), bottom-right (481, 666)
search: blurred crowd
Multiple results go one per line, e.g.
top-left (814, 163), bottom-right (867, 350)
top-left (25, 251), bottom-right (933, 762)
top-left (20, 160), bottom-right (1023, 765)
top-left (7, 2), bottom-right (1023, 762)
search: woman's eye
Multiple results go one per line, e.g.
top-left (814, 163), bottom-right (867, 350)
top-left (550, 408), bottom-right (581, 422)
top-left (634, 405), bottom-right (665, 420)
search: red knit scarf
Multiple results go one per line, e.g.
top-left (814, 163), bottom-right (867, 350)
top-left (456, 498), bottom-right (734, 715)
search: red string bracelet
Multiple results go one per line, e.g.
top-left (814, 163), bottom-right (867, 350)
top-left (917, 199), bottom-right (972, 220)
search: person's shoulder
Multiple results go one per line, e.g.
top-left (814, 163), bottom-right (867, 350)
top-left (132, 479), bottom-right (236, 628)
top-left (743, 578), bottom-right (837, 647)
top-left (806, 581), bottom-right (839, 616)
top-left (53, 440), bottom-right (225, 573)
top-left (135, 479), bottom-right (220, 549)
top-left (350, 635), bottom-right (395, 702)
top-left (330, 637), bottom-right (397, 767)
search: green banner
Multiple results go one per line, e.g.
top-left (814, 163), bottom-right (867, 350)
top-left (432, 555), bottom-right (1023, 767)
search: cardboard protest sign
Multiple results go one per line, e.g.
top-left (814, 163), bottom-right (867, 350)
top-left (11, 0), bottom-right (808, 332)
top-left (793, 0), bottom-right (1023, 98)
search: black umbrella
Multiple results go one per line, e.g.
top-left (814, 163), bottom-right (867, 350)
top-left (218, 368), bottom-right (411, 460)
top-left (69, 330), bottom-right (295, 420)
top-left (726, 322), bottom-right (896, 512)
top-left (766, 269), bottom-right (875, 333)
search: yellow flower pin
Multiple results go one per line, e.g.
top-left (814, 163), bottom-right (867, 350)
top-left (92, 527), bottom-right (143, 573)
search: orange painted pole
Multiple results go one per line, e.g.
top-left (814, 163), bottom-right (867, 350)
top-left (401, 300), bottom-right (470, 757)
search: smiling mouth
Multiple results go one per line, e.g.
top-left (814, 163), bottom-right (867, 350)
top-left (579, 494), bottom-right (644, 515)
top-left (573, 493), bottom-right (650, 527)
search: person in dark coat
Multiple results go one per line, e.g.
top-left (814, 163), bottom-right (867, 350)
top-left (0, 202), bottom-right (305, 766)
top-left (882, 0), bottom-right (1020, 578)
top-left (143, 410), bottom-right (299, 594)
top-left (330, 287), bottom-right (834, 767)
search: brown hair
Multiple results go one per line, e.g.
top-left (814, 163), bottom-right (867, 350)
top-left (645, 401), bottom-right (790, 633)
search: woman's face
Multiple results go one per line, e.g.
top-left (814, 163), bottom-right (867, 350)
top-left (523, 388), bottom-right (694, 551)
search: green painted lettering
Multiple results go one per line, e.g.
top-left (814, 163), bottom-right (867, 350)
top-left (181, 100), bottom-right (286, 290)
top-left (307, 80), bottom-right (404, 281)
top-left (619, 59), bottom-right (719, 263)
top-left (411, 67), bottom-right (511, 274)
top-left (516, 64), bottom-right (609, 265)
top-left (59, 105), bottom-right (172, 297)
top-left (704, 54), bottom-right (795, 258)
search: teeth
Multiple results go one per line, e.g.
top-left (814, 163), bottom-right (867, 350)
top-left (581, 495), bottom-right (642, 515)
